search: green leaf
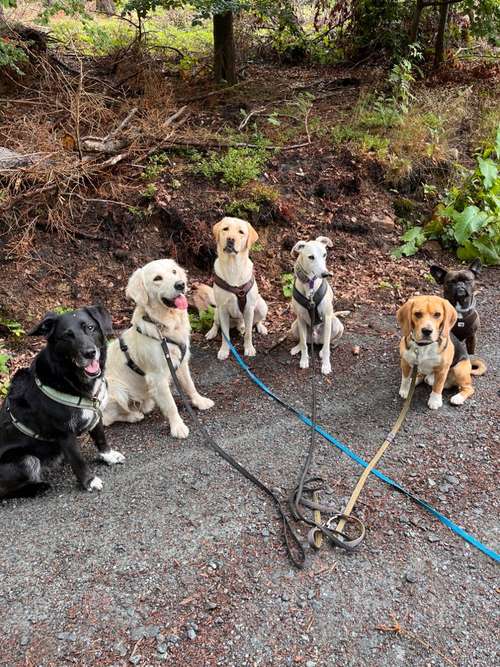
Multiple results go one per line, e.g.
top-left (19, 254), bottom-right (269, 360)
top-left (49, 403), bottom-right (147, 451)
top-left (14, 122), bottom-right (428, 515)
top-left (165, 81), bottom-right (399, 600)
top-left (478, 157), bottom-right (498, 190)
top-left (471, 238), bottom-right (500, 265)
top-left (451, 206), bottom-right (488, 244)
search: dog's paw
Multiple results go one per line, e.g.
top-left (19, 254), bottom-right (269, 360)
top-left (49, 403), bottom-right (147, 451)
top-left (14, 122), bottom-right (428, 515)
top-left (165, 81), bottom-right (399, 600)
top-left (300, 357), bottom-right (310, 369)
top-left (87, 476), bottom-right (103, 492)
top-left (171, 420), bottom-right (189, 439)
top-left (321, 363), bottom-right (332, 376)
top-left (290, 344), bottom-right (301, 356)
top-left (217, 347), bottom-right (230, 361)
top-left (193, 395), bottom-right (214, 411)
top-left (427, 392), bottom-right (443, 410)
top-left (425, 374), bottom-right (435, 386)
top-left (399, 388), bottom-right (409, 399)
top-left (205, 327), bottom-right (218, 341)
top-left (99, 449), bottom-right (125, 465)
top-left (21, 455), bottom-right (42, 481)
top-left (450, 392), bottom-right (466, 406)
top-left (256, 323), bottom-right (268, 336)
top-left (244, 345), bottom-right (256, 357)
top-left (237, 324), bottom-right (246, 335)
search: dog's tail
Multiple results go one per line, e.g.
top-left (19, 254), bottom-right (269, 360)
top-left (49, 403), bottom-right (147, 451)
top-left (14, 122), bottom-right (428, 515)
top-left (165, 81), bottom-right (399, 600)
top-left (189, 283), bottom-right (216, 314)
top-left (470, 357), bottom-right (487, 376)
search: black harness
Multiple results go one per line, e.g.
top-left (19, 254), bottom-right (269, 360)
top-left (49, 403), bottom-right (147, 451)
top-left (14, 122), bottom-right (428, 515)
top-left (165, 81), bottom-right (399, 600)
top-left (120, 315), bottom-right (187, 377)
top-left (453, 308), bottom-right (479, 342)
top-left (293, 280), bottom-right (328, 324)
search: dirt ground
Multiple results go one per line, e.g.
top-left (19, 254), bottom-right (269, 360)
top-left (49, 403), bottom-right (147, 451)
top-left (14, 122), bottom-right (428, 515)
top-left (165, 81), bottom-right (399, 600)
top-left (0, 267), bottom-right (498, 667)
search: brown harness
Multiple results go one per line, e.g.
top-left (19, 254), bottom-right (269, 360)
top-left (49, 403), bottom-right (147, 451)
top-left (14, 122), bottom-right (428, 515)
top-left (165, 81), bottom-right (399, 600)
top-left (213, 273), bottom-right (255, 314)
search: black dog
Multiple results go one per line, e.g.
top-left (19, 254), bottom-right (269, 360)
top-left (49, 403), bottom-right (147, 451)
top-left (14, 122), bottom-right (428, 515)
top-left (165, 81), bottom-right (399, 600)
top-left (0, 306), bottom-right (125, 498)
top-left (430, 259), bottom-right (481, 355)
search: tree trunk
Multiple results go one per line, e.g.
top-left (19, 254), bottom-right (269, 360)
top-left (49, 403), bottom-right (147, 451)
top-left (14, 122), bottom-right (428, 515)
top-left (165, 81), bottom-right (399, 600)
top-left (213, 11), bottom-right (237, 85)
top-left (434, 0), bottom-right (449, 68)
top-left (409, 0), bottom-right (425, 42)
top-left (96, 0), bottom-right (115, 15)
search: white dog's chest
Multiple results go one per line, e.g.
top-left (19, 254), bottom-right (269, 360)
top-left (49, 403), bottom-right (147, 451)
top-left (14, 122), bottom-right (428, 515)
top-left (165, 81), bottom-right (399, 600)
top-left (403, 344), bottom-right (442, 374)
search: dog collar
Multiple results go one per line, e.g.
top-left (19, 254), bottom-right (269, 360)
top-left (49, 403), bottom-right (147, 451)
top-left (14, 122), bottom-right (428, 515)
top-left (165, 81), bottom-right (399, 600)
top-left (34, 375), bottom-right (105, 411)
top-left (295, 264), bottom-right (317, 290)
top-left (455, 296), bottom-right (476, 317)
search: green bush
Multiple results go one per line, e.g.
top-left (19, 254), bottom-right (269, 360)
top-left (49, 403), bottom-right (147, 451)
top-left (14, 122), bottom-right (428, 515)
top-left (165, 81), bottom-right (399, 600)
top-left (195, 145), bottom-right (269, 189)
top-left (393, 127), bottom-right (500, 265)
top-left (189, 305), bottom-right (215, 333)
top-left (0, 352), bottom-right (10, 397)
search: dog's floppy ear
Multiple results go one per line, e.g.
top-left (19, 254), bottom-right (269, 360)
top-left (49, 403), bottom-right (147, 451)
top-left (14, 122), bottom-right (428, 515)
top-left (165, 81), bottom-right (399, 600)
top-left (212, 219), bottom-right (225, 245)
top-left (469, 258), bottom-right (482, 277)
top-left (430, 265), bottom-right (447, 285)
top-left (85, 305), bottom-right (113, 336)
top-left (246, 222), bottom-right (259, 250)
top-left (291, 240), bottom-right (306, 257)
top-left (126, 267), bottom-right (148, 306)
top-left (441, 298), bottom-right (458, 338)
top-left (316, 236), bottom-right (333, 249)
top-left (29, 312), bottom-right (59, 338)
top-left (396, 298), bottom-right (415, 338)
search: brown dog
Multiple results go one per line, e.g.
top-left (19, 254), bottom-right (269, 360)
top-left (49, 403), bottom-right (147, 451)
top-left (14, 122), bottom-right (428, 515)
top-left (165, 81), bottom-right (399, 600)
top-left (397, 295), bottom-right (486, 410)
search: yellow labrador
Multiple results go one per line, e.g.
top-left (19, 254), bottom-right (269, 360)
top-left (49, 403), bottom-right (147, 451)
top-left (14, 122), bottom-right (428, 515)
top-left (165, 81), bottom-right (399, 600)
top-left (205, 217), bottom-right (268, 360)
top-left (102, 259), bottom-right (214, 439)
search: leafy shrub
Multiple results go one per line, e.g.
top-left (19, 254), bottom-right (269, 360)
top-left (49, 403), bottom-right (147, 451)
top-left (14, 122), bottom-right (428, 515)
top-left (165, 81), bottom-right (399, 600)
top-left (0, 317), bottom-right (25, 338)
top-left (393, 127), bottom-right (500, 264)
top-left (281, 272), bottom-right (294, 298)
top-left (189, 306), bottom-right (215, 333)
top-left (0, 352), bottom-right (10, 397)
top-left (195, 145), bottom-right (269, 189)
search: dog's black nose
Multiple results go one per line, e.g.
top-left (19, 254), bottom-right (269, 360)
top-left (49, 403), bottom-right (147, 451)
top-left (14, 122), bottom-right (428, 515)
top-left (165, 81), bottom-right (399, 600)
top-left (422, 327), bottom-right (433, 337)
top-left (226, 238), bottom-right (235, 246)
top-left (321, 271), bottom-right (333, 278)
top-left (83, 348), bottom-right (96, 360)
top-left (174, 280), bottom-right (186, 292)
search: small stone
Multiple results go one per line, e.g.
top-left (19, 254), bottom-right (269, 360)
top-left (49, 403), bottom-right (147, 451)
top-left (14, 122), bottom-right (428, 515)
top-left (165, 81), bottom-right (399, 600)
top-left (129, 656), bottom-right (141, 666)
top-left (261, 528), bottom-right (270, 538)
top-left (114, 640), bottom-right (128, 657)
top-left (405, 571), bottom-right (418, 583)
top-left (444, 474), bottom-right (459, 485)
top-left (145, 625), bottom-right (161, 638)
top-left (208, 561), bottom-right (218, 570)
top-left (157, 644), bottom-right (168, 654)
top-left (130, 627), bottom-right (146, 641)
top-left (57, 632), bottom-right (76, 642)
top-left (427, 478), bottom-right (436, 487)
top-left (20, 635), bottom-right (30, 646)
top-left (307, 590), bottom-right (315, 600)
top-left (167, 635), bottom-right (180, 644)
top-left (214, 617), bottom-right (223, 625)
top-left (428, 533), bottom-right (440, 543)
top-left (306, 661), bottom-right (317, 667)
top-left (187, 628), bottom-right (196, 640)
top-left (439, 483), bottom-right (451, 493)
top-left (206, 600), bottom-right (218, 611)
top-left (352, 345), bottom-right (360, 356)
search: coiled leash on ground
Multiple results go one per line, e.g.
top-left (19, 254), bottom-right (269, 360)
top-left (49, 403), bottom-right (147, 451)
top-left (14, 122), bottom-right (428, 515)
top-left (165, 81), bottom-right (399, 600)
top-left (157, 331), bottom-right (306, 568)
top-left (287, 292), bottom-right (366, 553)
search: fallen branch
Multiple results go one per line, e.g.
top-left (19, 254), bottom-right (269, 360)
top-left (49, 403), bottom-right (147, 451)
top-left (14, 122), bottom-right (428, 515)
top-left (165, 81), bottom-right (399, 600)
top-left (81, 107), bottom-right (138, 154)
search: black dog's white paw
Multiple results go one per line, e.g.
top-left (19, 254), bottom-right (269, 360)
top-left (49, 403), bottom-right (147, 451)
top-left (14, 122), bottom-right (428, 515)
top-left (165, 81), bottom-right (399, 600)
top-left (87, 476), bottom-right (103, 491)
top-left (99, 450), bottom-right (125, 465)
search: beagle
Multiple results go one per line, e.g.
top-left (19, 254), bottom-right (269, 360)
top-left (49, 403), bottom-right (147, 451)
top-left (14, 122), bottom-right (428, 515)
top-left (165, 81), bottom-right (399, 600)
top-left (397, 295), bottom-right (486, 410)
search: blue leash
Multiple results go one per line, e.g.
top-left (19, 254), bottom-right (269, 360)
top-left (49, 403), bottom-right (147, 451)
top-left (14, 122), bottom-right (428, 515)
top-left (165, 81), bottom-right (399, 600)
top-left (222, 335), bottom-right (499, 563)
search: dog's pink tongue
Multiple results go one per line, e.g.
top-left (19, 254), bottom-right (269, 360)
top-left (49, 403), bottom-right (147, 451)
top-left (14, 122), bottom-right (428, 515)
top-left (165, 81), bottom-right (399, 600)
top-left (85, 359), bottom-right (100, 374)
top-left (174, 294), bottom-right (188, 310)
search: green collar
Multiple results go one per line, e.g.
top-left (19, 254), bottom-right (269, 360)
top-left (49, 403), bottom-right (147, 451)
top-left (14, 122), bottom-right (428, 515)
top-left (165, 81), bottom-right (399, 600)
top-left (34, 375), bottom-right (105, 411)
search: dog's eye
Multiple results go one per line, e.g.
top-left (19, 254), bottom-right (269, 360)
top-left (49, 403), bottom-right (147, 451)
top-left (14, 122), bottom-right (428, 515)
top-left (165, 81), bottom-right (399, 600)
top-left (172, 269), bottom-right (177, 275)
top-left (153, 275), bottom-right (163, 282)
top-left (86, 324), bottom-right (95, 332)
top-left (223, 226), bottom-right (229, 231)
top-left (433, 312), bottom-right (441, 318)
top-left (414, 312), bottom-right (422, 319)
top-left (308, 255), bottom-right (315, 260)
top-left (238, 230), bottom-right (245, 235)
top-left (323, 253), bottom-right (327, 258)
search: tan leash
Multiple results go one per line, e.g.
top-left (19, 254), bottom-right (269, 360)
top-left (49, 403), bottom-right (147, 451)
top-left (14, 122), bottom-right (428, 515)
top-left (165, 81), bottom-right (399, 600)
top-left (326, 365), bottom-right (418, 542)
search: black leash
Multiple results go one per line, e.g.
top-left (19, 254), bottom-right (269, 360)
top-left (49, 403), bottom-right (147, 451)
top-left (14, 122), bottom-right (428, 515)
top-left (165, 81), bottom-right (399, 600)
top-left (158, 337), bottom-right (306, 568)
top-left (288, 290), bottom-right (365, 552)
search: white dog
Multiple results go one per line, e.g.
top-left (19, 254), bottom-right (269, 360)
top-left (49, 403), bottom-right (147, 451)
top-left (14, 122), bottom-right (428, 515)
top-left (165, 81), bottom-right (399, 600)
top-left (290, 236), bottom-right (344, 375)
top-left (205, 217), bottom-right (268, 360)
top-left (102, 259), bottom-right (214, 439)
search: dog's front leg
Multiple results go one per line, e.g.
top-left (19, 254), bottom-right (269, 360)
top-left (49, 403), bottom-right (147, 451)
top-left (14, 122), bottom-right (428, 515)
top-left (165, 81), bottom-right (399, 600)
top-left (205, 308), bottom-right (219, 341)
top-left (399, 359), bottom-right (413, 399)
top-left (217, 307), bottom-right (231, 360)
top-left (176, 361), bottom-right (214, 411)
top-left (428, 366), bottom-right (449, 410)
top-left (61, 435), bottom-right (102, 491)
top-left (296, 317), bottom-right (309, 369)
top-left (319, 314), bottom-right (332, 375)
top-left (147, 373), bottom-right (189, 438)
top-left (90, 419), bottom-right (125, 465)
top-left (243, 305), bottom-right (256, 356)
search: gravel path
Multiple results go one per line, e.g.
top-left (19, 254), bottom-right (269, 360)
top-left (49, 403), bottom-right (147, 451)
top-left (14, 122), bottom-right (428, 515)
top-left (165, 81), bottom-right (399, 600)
top-left (1, 270), bottom-right (498, 667)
